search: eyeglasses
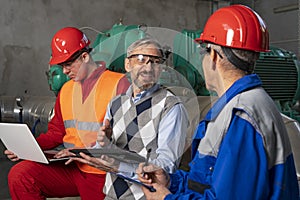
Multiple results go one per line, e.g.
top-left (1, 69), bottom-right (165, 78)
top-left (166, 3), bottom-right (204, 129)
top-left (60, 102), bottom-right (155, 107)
top-left (198, 44), bottom-right (223, 59)
top-left (58, 52), bottom-right (83, 69)
top-left (127, 54), bottom-right (164, 65)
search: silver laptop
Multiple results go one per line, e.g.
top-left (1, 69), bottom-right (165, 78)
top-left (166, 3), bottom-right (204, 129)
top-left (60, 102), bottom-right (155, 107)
top-left (0, 122), bottom-right (69, 164)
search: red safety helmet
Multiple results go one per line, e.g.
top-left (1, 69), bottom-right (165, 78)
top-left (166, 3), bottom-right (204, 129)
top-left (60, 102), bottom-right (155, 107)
top-left (49, 27), bottom-right (90, 65)
top-left (196, 4), bottom-right (269, 52)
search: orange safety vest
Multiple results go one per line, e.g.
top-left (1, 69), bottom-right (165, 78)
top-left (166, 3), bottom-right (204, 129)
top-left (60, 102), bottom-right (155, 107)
top-left (60, 70), bottom-right (125, 174)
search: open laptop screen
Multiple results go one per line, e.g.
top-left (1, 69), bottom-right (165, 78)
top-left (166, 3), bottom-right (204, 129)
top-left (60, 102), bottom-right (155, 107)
top-left (0, 123), bottom-right (51, 164)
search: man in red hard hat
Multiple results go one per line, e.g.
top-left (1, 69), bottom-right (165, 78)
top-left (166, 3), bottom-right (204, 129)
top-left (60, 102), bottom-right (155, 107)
top-left (137, 4), bottom-right (299, 199)
top-left (5, 27), bottom-right (130, 199)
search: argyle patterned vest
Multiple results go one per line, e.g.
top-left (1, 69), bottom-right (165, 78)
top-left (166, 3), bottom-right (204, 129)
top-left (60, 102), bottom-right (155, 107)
top-left (104, 87), bottom-right (181, 200)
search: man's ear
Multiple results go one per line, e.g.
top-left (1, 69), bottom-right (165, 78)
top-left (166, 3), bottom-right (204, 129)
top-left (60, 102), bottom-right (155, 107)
top-left (81, 52), bottom-right (89, 63)
top-left (124, 58), bottom-right (131, 72)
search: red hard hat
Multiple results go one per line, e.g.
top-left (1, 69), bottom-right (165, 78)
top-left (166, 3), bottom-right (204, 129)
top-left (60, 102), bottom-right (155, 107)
top-left (196, 4), bottom-right (269, 52)
top-left (49, 27), bottom-right (90, 65)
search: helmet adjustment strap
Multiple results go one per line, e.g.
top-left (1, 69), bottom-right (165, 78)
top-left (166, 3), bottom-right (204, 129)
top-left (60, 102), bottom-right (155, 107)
top-left (221, 46), bottom-right (255, 73)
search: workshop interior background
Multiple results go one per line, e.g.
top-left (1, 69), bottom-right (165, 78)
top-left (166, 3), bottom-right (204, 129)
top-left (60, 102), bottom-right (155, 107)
top-left (0, 0), bottom-right (299, 97)
top-left (0, 0), bottom-right (299, 199)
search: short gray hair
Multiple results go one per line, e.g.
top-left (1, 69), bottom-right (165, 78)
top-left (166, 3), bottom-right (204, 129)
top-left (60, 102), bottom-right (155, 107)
top-left (127, 37), bottom-right (163, 57)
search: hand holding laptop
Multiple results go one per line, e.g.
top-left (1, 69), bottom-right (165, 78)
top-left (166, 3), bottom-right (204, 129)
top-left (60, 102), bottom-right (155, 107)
top-left (4, 149), bottom-right (20, 162)
top-left (4, 148), bottom-right (75, 163)
top-left (0, 123), bottom-right (75, 164)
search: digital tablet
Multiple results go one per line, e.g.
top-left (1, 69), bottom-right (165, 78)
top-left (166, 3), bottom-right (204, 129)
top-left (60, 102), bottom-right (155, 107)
top-left (70, 148), bottom-right (145, 164)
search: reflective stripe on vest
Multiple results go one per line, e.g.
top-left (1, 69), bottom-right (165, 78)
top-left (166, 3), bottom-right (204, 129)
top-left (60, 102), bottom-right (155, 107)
top-left (60, 70), bottom-right (125, 174)
top-left (64, 120), bottom-right (101, 132)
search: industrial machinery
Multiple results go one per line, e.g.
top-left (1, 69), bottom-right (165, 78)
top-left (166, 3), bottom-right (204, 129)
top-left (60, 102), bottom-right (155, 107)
top-left (1, 22), bottom-right (299, 134)
top-left (0, 95), bottom-right (55, 136)
top-left (0, 21), bottom-right (298, 140)
top-left (46, 64), bottom-right (70, 96)
top-left (255, 47), bottom-right (300, 121)
top-left (0, 23), bottom-right (299, 197)
top-left (91, 23), bottom-right (300, 123)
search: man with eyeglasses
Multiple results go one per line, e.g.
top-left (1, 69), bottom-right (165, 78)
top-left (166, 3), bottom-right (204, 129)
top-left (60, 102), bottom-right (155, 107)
top-left (5, 27), bottom-right (130, 200)
top-left (137, 5), bottom-right (299, 200)
top-left (68, 37), bottom-right (189, 200)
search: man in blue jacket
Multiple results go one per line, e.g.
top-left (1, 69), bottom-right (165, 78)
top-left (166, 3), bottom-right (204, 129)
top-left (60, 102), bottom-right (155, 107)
top-left (137, 4), bottom-right (299, 199)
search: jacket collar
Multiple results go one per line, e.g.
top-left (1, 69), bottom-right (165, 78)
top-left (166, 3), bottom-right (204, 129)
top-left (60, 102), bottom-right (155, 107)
top-left (205, 74), bottom-right (262, 121)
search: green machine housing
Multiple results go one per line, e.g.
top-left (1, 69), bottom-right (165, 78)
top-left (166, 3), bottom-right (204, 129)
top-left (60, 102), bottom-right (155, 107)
top-left (48, 23), bottom-right (300, 122)
top-left (91, 22), bottom-right (146, 73)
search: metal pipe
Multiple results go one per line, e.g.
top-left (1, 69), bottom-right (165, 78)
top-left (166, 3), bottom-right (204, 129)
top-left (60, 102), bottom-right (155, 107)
top-left (0, 96), bottom-right (56, 136)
